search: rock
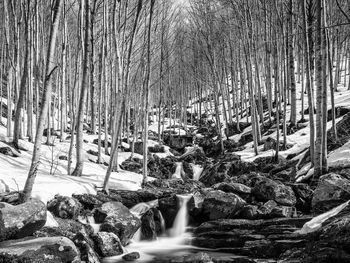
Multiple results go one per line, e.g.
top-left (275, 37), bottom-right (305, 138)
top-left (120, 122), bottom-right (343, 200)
top-left (120, 158), bottom-right (142, 173)
top-left (34, 217), bottom-right (93, 240)
top-left (159, 195), bottom-right (178, 228)
top-left (252, 176), bottom-right (297, 206)
top-left (327, 112), bottom-right (350, 151)
top-left (134, 141), bottom-right (145, 155)
top-left (87, 149), bottom-right (98, 156)
top-left (0, 198), bottom-right (46, 241)
top-left (179, 147), bottom-right (207, 165)
top-left (95, 202), bottom-right (141, 245)
top-left (239, 131), bottom-right (253, 145)
top-left (0, 236), bottom-right (80, 263)
top-left (253, 155), bottom-right (287, 173)
top-left (73, 192), bottom-right (121, 211)
top-left (92, 138), bottom-right (111, 148)
top-left (47, 195), bottom-right (82, 220)
top-left (213, 182), bottom-right (251, 199)
top-left (238, 205), bottom-right (260, 220)
top-left (0, 146), bottom-right (20, 157)
top-left (122, 252), bottom-right (140, 261)
top-left (312, 173), bottom-right (350, 212)
top-left (289, 183), bottom-right (313, 213)
top-left (73, 232), bottom-right (101, 263)
top-left (43, 128), bottom-right (59, 137)
top-left (263, 137), bottom-right (279, 151)
top-left (110, 189), bottom-right (159, 208)
top-left (148, 155), bottom-right (177, 179)
top-left (259, 200), bottom-right (296, 219)
top-left (140, 209), bottom-right (157, 241)
top-left (225, 122), bottom-right (250, 137)
top-left (199, 162), bottom-right (231, 187)
top-left (149, 144), bottom-right (165, 153)
top-left (93, 231), bottom-right (123, 257)
top-left (202, 190), bottom-right (246, 220)
top-left (59, 155), bottom-right (68, 160)
top-left (173, 252), bottom-right (213, 263)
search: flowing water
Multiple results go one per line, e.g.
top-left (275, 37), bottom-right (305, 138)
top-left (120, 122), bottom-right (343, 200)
top-left (102, 194), bottom-right (196, 263)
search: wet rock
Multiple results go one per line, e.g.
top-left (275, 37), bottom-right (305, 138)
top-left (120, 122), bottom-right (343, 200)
top-left (200, 162), bottom-right (231, 187)
top-left (140, 209), bottom-right (157, 241)
top-left (312, 173), bottom-right (350, 212)
top-left (172, 252), bottom-right (213, 263)
top-left (152, 208), bottom-right (165, 235)
top-left (0, 236), bottom-right (80, 263)
top-left (179, 147), bottom-right (207, 165)
top-left (93, 231), bottom-right (123, 257)
top-left (73, 192), bottom-right (122, 211)
top-left (202, 190), bottom-right (246, 220)
top-left (0, 146), bottom-right (20, 157)
top-left (0, 198), bottom-right (46, 241)
top-left (73, 232), bottom-right (101, 263)
top-left (95, 201), bottom-right (141, 245)
top-left (34, 217), bottom-right (93, 240)
top-left (252, 176), bottom-right (296, 206)
top-left (159, 195), bottom-right (178, 228)
top-left (110, 189), bottom-right (159, 208)
top-left (213, 182), bottom-right (251, 199)
top-left (289, 183), bottom-right (313, 213)
top-left (47, 195), bottom-right (82, 220)
top-left (182, 161), bottom-right (194, 179)
top-left (122, 252), bottom-right (140, 261)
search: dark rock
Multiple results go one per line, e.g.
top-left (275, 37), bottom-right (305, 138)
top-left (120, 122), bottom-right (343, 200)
top-left (47, 195), bottom-right (82, 220)
top-left (239, 131), bottom-right (253, 145)
top-left (259, 200), bottom-right (296, 219)
top-left (93, 231), bottom-right (123, 257)
top-left (93, 138), bottom-right (112, 148)
top-left (200, 162), bottom-right (231, 187)
top-left (152, 208), bottom-right (165, 235)
top-left (0, 236), bottom-right (80, 263)
top-left (43, 128), bottom-right (59, 137)
top-left (87, 149), bottom-right (98, 156)
top-left (225, 122), bottom-right (250, 137)
top-left (95, 201), bottom-right (141, 245)
top-left (263, 137), bottom-right (279, 151)
top-left (120, 158), bottom-right (142, 173)
top-left (149, 144), bottom-right (165, 153)
top-left (148, 155), bottom-right (177, 179)
top-left (202, 190), bottom-right (246, 220)
top-left (159, 195), bottom-right (178, 228)
top-left (252, 176), bottom-right (296, 206)
top-left (289, 183), bottom-right (313, 213)
top-left (134, 141), bottom-right (145, 155)
top-left (253, 155), bottom-right (287, 173)
top-left (182, 161), bottom-right (194, 180)
top-left (213, 182), bottom-right (251, 199)
top-left (73, 192), bottom-right (122, 211)
top-left (271, 167), bottom-right (295, 183)
top-left (238, 205), bottom-right (260, 220)
top-left (0, 198), bottom-right (46, 241)
top-left (122, 252), bottom-right (140, 261)
top-left (59, 155), bottom-right (68, 161)
top-left (179, 147), bottom-right (207, 165)
top-left (73, 232), bottom-right (101, 263)
top-left (0, 146), bottom-right (20, 157)
top-left (141, 209), bottom-right (157, 241)
top-left (110, 189), bottom-right (159, 208)
top-left (312, 173), bottom-right (350, 213)
top-left (327, 112), bottom-right (350, 151)
top-left (172, 252), bottom-right (213, 263)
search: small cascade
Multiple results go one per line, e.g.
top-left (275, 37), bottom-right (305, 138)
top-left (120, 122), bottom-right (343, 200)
top-left (172, 162), bottom-right (183, 179)
top-left (191, 163), bottom-right (203, 181)
top-left (159, 211), bottom-right (166, 234)
top-left (170, 194), bottom-right (192, 237)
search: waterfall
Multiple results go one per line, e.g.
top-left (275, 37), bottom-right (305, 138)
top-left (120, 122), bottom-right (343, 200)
top-left (191, 163), bottom-right (203, 181)
top-left (172, 162), bottom-right (183, 179)
top-left (169, 194), bottom-right (192, 237)
top-left (159, 211), bottom-right (166, 234)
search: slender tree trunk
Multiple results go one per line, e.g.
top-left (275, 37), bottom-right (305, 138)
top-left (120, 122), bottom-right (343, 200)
top-left (22, 0), bottom-right (62, 201)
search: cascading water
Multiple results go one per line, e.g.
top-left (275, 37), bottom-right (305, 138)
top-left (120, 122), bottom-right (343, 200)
top-left (102, 194), bottom-right (195, 262)
top-left (170, 195), bottom-right (192, 237)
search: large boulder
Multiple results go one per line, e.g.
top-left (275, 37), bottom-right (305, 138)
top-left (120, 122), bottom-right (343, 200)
top-left (94, 201), bottom-right (141, 246)
top-left (110, 189), bottom-right (159, 208)
top-left (0, 198), bottom-right (46, 241)
top-left (199, 162), bottom-right (231, 187)
top-left (47, 195), bottom-right (82, 220)
top-left (73, 232), bottom-right (101, 263)
top-left (147, 155), bottom-right (177, 179)
top-left (179, 147), bottom-right (208, 165)
top-left (93, 231), bottom-right (123, 257)
top-left (140, 209), bottom-right (157, 241)
top-left (0, 236), bottom-right (80, 263)
top-left (158, 195), bottom-right (178, 229)
top-left (73, 191), bottom-right (122, 211)
top-left (252, 176), bottom-right (296, 206)
top-left (312, 173), bottom-right (350, 212)
top-left (289, 183), bottom-right (313, 213)
top-left (120, 158), bottom-right (142, 173)
top-left (202, 190), bottom-right (246, 220)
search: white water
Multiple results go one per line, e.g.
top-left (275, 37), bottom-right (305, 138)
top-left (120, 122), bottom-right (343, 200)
top-left (173, 162), bottom-right (183, 179)
top-left (170, 195), bottom-right (192, 237)
top-left (191, 163), bottom-right (204, 181)
top-left (102, 194), bottom-right (194, 263)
